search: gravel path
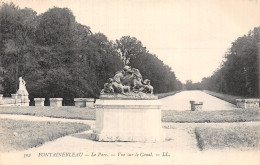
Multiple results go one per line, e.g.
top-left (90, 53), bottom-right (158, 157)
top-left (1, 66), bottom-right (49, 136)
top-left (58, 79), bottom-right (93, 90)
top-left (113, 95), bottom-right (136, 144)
top-left (161, 90), bottom-right (237, 111)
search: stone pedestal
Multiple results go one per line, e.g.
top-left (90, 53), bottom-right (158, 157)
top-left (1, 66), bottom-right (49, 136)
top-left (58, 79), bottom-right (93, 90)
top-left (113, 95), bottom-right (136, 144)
top-left (0, 94), bottom-right (3, 105)
top-left (34, 98), bottom-right (45, 106)
top-left (11, 94), bottom-right (18, 99)
top-left (50, 98), bottom-right (63, 107)
top-left (93, 99), bottom-right (165, 142)
top-left (236, 99), bottom-right (260, 109)
top-left (190, 101), bottom-right (203, 111)
top-left (86, 98), bottom-right (95, 108)
top-left (11, 94), bottom-right (18, 105)
top-left (18, 94), bottom-right (29, 106)
top-left (74, 98), bottom-right (87, 107)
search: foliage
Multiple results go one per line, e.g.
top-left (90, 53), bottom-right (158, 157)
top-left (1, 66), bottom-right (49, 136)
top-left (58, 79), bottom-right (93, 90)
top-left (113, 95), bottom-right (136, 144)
top-left (155, 90), bottom-right (182, 99)
top-left (116, 36), bottom-right (183, 93)
top-left (116, 36), bottom-right (146, 65)
top-left (188, 27), bottom-right (259, 98)
top-left (0, 2), bottom-right (37, 94)
top-left (203, 90), bottom-right (247, 105)
top-left (184, 80), bottom-right (202, 90)
top-left (0, 2), bottom-right (181, 101)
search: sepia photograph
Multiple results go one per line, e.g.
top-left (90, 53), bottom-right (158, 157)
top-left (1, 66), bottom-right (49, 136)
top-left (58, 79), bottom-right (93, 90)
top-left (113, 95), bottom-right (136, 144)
top-left (0, 0), bottom-right (260, 164)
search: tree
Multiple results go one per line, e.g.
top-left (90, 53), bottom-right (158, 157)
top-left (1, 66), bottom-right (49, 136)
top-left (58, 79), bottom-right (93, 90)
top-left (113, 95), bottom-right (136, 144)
top-left (0, 2), bottom-right (37, 94)
top-left (116, 36), bottom-right (181, 93)
top-left (200, 26), bottom-right (260, 97)
top-left (116, 36), bottom-right (147, 65)
top-left (35, 7), bottom-right (75, 46)
top-left (0, 3), bottom-right (182, 101)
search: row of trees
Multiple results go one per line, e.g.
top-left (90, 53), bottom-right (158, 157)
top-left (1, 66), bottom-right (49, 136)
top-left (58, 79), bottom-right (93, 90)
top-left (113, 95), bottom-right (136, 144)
top-left (0, 3), bottom-right (182, 101)
top-left (186, 27), bottom-right (259, 98)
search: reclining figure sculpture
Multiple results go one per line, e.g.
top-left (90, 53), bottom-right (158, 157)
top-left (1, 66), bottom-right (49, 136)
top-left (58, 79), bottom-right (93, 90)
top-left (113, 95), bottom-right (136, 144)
top-left (101, 66), bottom-right (154, 97)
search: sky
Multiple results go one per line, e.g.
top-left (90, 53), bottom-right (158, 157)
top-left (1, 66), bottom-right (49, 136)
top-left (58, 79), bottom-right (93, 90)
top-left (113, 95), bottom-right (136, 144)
top-left (2, 0), bottom-right (260, 83)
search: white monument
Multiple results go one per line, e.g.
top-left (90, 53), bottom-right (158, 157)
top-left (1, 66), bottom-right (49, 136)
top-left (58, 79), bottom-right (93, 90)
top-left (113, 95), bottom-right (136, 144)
top-left (16, 77), bottom-right (29, 106)
top-left (93, 66), bottom-right (165, 142)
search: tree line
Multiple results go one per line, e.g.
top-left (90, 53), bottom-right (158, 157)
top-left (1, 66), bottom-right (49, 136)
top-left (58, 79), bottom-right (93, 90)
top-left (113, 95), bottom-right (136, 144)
top-left (0, 2), bottom-right (182, 102)
top-left (185, 27), bottom-right (260, 98)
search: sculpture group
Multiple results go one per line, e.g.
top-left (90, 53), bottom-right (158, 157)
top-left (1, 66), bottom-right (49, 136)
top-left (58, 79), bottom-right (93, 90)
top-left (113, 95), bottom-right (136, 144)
top-left (95, 66), bottom-right (164, 142)
top-left (101, 66), bottom-right (153, 96)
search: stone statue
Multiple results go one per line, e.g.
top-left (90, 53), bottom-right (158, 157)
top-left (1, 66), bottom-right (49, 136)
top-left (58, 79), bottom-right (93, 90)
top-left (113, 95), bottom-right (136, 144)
top-left (100, 66), bottom-right (156, 99)
top-left (16, 77), bottom-right (29, 95)
top-left (140, 79), bottom-right (153, 94)
top-left (101, 78), bottom-right (114, 94)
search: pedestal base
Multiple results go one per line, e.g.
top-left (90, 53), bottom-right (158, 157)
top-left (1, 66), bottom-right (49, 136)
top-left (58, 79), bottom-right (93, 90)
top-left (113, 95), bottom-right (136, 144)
top-left (94, 99), bottom-right (165, 142)
top-left (50, 98), bottom-right (63, 107)
top-left (74, 98), bottom-right (87, 107)
top-left (236, 99), bottom-right (260, 109)
top-left (34, 98), bottom-right (45, 106)
top-left (190, 101), bottom-right (203, 111)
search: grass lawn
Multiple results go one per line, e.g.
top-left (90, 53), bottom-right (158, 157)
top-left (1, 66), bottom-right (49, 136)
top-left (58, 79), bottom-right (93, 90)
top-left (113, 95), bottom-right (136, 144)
top-left (155, 90), bottom-right (182, 99)
top-left (203, 90), bottom-right (248, 105)
top-left (195, 125), bottom-right (260, 151)
top-left (1, 106), bottom-right (260, 123)
top-left (0, 118), bottom-right (90, 152)
top-left (162, 109), bottom-right (260, 123)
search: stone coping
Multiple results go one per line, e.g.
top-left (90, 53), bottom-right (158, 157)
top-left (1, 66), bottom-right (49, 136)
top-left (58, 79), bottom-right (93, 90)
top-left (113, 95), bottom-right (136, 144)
top-left (236, 99), bottom-right (260, 103)
top-left (34, 98), bottom-right (45, 101)
top-left (49, 98), bottom-right (63, 101)
top-left (74, 98), bottom-right (95, 102)
top-left (17, 94), bottom-right (29, 96)
top-left (190, 101), bottom-right (203, 105)
top-left (74, 98), bottom-right (87, 101)
top-left (11, 94), bottom-right (18, 99)
top-left (100, 93), bottom-right (158, 100)
top-left (86, 98), bottom-right (95, 102)
top-left (1, 98), bottom-right (22, 104)
top-left (95, 99), bottom-right (162, 109)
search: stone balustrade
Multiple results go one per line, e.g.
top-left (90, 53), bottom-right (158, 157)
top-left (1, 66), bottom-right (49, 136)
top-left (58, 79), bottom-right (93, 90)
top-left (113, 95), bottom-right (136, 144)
top-left (86, 98), bottom-right (95, 108)
top-left (18, 94), bottom-right (30, 106)
top-left (1, 96), bottom-right (96, 107)
top-left (74, 98), bottom-right (95, 108)
top-left (190, 101), bottom-right (203, 111)
top-left (50, 98), bottom-right (63, 107)
top-left (74, 98), bottom-right (87, 107)
top-left (34, 98), bottom-right (45, 106)
top-left (11, 94), bottom-right (19, 105)
top-left (11, 94), bottom-right (18, 99)
top-left (1, 94), bottom-right (23, 106)
top-left (236, 99), bottom-right (260, 109)
top-left (0, 94), bottom-right (3, 105)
